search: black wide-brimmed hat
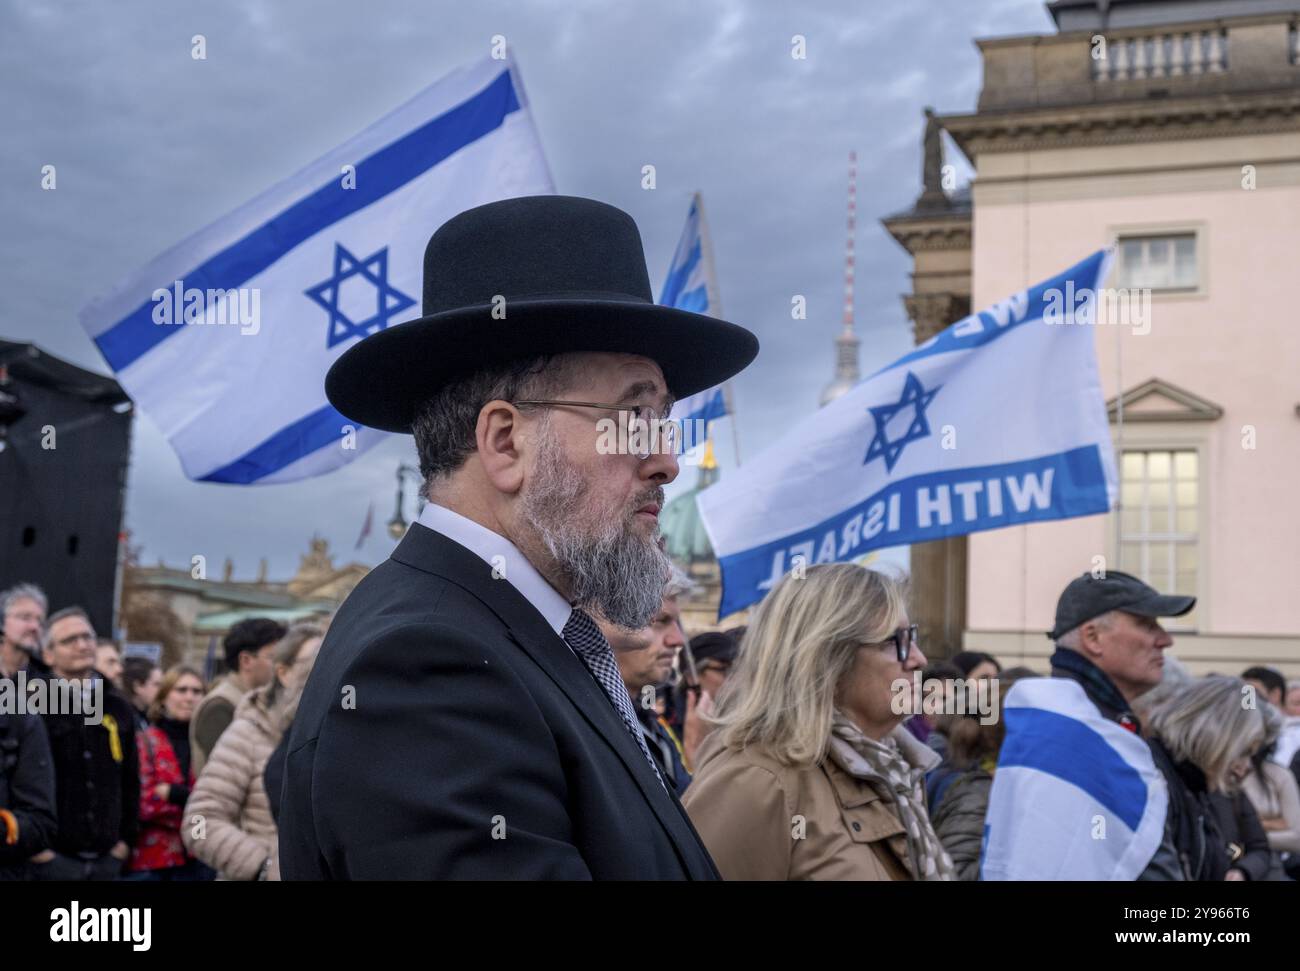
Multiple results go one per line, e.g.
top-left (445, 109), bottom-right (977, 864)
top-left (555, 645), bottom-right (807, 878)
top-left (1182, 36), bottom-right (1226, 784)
top-left (325, 195), bottom-right (759, 433)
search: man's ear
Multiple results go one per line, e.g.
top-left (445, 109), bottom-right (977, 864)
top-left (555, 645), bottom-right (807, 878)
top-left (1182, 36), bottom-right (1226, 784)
top-left (476, 400), bottom-right (527, 495)
top-left (1077, 620), bottom-right (1103, 659)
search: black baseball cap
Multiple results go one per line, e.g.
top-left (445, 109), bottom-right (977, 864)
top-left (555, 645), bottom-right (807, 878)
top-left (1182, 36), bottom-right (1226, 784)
top-left (1048, 570), bottom-right (1195, 640)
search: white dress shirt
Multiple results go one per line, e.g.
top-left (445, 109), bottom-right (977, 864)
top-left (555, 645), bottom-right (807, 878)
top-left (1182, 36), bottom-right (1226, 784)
top-left (416, 501), bottom-right (572, 637)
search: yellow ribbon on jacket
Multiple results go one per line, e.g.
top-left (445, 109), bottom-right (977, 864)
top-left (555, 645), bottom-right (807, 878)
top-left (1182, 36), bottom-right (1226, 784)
top-left (101, 714), bottom-right (123, 764)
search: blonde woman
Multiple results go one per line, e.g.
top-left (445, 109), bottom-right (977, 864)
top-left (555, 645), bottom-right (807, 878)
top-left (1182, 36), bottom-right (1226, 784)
top-left (682, 564), bottom-right (955, 880)
top-left (1147, 676), bottom-right (1270, 880)
top-left (183, 624), bottom-right (322, 881)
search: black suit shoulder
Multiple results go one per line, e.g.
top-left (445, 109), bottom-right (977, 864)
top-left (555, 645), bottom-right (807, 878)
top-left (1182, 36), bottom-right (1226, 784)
top-left (285, 560), bottom-right (591, 880)
top-left (280, 527), bottom-right (720, 881)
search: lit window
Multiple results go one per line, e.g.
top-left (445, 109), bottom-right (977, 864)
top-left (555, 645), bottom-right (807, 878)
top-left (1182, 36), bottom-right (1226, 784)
top-left (1116, 234), bottom-right (1197, 291)
top-left (1118, 449), bottom-right (1198, 629)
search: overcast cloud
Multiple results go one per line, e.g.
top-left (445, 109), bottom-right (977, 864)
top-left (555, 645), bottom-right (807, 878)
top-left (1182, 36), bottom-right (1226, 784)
top-left (1, 0), bottom-right (1053, 579)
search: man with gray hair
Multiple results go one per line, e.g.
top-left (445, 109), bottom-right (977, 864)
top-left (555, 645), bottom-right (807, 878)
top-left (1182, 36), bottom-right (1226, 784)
top-left (983, 569), bottom-right (1196, 880)
top-left (1050, 570), bottom-right (1201, 879)
top-left (0, 583), bottom-right (49, 679)
top-left (280, 195), bottom-right (756, 879)
top-left (603, 564), bottom-right (695, 794)
top-left (28, 606), bottom-right (139, 880)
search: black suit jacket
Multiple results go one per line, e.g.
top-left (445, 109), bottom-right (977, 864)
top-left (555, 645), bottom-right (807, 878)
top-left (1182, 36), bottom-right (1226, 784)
top-left (279, 523), bottom-right (720, 880)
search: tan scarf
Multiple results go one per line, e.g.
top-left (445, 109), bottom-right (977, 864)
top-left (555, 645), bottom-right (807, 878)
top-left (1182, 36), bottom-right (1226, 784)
top-left (828, 712), bottom-right (957, 881)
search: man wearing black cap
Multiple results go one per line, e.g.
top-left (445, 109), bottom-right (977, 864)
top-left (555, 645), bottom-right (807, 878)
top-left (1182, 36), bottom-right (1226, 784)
top-left (279, 195), bottom-right (757, 879)
top-left (1047, 569), bottom-right (1194, 732)
top-left (1046, 569), bottom-right (1199, 879)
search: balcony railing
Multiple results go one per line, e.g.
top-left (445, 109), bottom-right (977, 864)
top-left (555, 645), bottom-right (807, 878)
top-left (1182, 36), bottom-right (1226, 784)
top-left (1092, 29), bottom-right (1228, 81)
top-left (973, 14), bottom-right (1300, 111)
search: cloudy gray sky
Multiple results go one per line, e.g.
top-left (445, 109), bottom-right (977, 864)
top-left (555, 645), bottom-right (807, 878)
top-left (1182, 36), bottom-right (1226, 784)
top-left (2, 0), bottom-right (1054, 580)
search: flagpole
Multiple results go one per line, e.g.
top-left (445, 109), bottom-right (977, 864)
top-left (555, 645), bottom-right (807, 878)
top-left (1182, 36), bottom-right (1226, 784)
top-left (693, 191), bottom-right (742, 467)
top-left (1114, 260), bottom-right (1124, 565)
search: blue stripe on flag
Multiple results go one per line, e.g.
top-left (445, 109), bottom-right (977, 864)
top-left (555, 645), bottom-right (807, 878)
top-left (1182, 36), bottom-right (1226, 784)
top-left (660, 239), bottom-right (702, 308)
top-left (682, 387), bottom-right (726, 424)
top-left (715, 444), bottom-right (1108, 616)
top-left (870, 250), bottom-right (1108, 379)
top-left (198, 404), bottom-right (351, 484)
top-left (998, 706), bottom-right (1148, 831)
top-left (95, 67), bottom-right (521, 373)
top-left (674, 284), bottom-right (709, 314)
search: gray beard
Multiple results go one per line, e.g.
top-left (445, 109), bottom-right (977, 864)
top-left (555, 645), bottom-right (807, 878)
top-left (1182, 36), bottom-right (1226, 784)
top-left (520, 422), bottom-right (670, 630)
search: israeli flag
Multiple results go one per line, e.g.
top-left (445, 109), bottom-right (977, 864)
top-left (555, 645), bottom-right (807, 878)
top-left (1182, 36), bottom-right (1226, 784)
top-left (661, 194), bottom-right (727, 426)
top-left (698, 250), bottom-right (1118, 616)
top-left (981, 677), bottom-right (1169, 880)
top-left (79, 54), bottom-right (554, 484)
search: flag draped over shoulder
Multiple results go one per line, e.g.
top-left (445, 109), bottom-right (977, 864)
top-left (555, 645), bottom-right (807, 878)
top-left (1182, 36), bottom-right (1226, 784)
top-left (661, 194), bottom-right (727, 426)
top-left (697, 250), bottom-right (1118, 617)
top-left (981, 677), bottom-right (1169, 880)
top-left (80, 53), bottom-right (554, 484)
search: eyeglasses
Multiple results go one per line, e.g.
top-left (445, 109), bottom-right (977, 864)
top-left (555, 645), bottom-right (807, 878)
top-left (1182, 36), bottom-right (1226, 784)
top-left (172, 686), bottom-right (203, 695)
top-left (513, 399), bottom-right (679, 460)
top-left (698, 662), bottom-right (731, 676)
top-left (868, 625), bottom-right (919, 663)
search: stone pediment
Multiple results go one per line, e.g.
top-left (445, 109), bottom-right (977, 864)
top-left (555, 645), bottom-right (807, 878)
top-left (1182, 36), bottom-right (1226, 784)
top-left (1107, 378), bottom-right (1223, 423)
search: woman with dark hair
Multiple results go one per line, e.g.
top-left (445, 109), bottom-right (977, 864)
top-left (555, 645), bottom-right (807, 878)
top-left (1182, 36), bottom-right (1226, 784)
top-left (929, 671), bottom-right (1037, 879)
top-left (949, 651), bottom-right (1000, 681)
top-left (121, 657), bottom-right (161, 723)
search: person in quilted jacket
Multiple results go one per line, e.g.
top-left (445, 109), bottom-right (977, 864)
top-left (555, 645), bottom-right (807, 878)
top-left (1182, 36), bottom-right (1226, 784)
top-left (183, 625), bottom-right (321, 881)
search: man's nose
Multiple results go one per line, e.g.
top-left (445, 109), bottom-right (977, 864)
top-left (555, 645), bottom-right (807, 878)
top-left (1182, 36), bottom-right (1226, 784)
top-left (639, 443), bottom-right (679, 485)
top-left (1154, 625), bottom-right (1174, 650)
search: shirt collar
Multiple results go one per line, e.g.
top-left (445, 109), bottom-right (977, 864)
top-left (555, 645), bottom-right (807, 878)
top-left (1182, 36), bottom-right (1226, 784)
top-left (416, 502), bottom-right (571, 637)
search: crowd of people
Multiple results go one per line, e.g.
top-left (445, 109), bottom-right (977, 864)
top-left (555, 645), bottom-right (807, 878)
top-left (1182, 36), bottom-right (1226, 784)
top-left (2, 563), bottom-right (1298, 882)
top-left (0, 583), bottom-right (321, 881)
top-left (4, 198), bottom-right (1299, 883)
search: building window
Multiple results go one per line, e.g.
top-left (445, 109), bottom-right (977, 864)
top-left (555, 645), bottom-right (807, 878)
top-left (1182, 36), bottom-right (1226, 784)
top-left (1115, 234), bottom-right (1198, 291)
top-left (1118, 449), bottom-right (1198, 629)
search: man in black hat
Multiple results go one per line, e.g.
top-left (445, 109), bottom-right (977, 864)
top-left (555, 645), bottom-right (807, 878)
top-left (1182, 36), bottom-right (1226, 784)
top-left (279, 195), bottom-right (756, 879)
top-left (1045, 568), bottom-right (1202, 879)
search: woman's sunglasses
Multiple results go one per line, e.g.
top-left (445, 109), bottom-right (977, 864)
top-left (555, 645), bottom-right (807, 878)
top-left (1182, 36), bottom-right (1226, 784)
top-left (869, 624), bottom-right (919, 663)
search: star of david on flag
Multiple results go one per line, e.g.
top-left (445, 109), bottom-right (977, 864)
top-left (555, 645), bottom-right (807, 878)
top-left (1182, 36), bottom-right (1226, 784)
top-left (863, 371), bottom-right (941, 472)
top-left (698, 249), bottom-right (1120, 617)
top-left (79, 53), bottom-right (554, 484)
top-left (306, 244), bottom-right (416, 349)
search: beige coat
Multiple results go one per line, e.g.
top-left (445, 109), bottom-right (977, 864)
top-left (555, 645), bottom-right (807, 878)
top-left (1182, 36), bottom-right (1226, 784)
top-left (683, 727), bottom-right (935, 880)
top-left (183, 686), bottom-right (293, 880)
